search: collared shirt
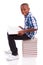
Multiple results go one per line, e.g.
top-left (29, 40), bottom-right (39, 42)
top-left (24, 12), bottom-right (38, 38)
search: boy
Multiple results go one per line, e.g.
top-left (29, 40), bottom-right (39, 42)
top-left (6, 3), bottom-right (38, 60)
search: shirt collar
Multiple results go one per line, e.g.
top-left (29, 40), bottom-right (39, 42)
top-left (24, 12), bottom-right (31, 18)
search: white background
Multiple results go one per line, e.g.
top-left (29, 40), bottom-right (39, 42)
top-left (0, 0), bottom-right (43, 65)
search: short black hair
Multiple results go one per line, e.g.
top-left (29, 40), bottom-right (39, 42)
top-left (21, 3), bottom-right (28, 6)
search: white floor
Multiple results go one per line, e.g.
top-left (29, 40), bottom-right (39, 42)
top-left (7, 57), bottom-right (36, 65)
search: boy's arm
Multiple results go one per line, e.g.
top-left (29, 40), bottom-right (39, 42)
top-left (18, 28), bottom-right (38, 36)
top-left (23, 28), bottom-right (38, 33)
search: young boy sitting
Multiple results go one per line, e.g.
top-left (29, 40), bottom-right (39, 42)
top-left (6, 3), bottom-right (38, 61)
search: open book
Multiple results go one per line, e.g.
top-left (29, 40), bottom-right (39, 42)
top-left (7, 26), bottom-right (22, 34)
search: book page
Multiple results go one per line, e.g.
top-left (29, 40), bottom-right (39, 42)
top-left (7, 26), bottom-right (22, 34)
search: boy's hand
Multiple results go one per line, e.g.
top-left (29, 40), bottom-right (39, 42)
top-left (18, 30), bottom-right (25, 36)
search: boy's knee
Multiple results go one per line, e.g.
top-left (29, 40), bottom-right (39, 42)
top-left (7, 33), bottom-right (12, 39)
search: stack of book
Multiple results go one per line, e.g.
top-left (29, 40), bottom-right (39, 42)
top-left (22, 38), bottom-right (37, 57)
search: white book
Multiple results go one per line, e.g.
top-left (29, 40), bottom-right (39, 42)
top-left (7, 26), bottom-right (22, 34)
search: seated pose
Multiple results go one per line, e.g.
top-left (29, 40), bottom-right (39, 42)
top-left (6, 3), bottom-right (38, 61)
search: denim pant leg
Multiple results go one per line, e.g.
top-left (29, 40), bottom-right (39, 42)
top-left (7, 34), bottom-right (18, 55)
top-left (7, 33), bottom-right (31, 55)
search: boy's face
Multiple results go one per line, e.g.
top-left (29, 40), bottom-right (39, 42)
top-left (21, 5), bottom-right (30, 16)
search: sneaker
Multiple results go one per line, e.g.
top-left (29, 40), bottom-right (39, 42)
top-left (6, 54), bottom-right (19, 61)
top-left (5, 50), bottom-right (12, 54)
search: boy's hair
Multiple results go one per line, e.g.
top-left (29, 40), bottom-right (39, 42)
top-left (21, 3), bottom-right (29, 6)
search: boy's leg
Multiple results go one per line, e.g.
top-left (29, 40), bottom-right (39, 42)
top-left (7, 33), bottom-right (31, 56)
top-left (7, 34), bottom-right (18, 56)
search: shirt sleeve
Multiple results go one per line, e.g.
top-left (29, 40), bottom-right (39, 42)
top-left (30, 15), bottom-right (38, 29)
